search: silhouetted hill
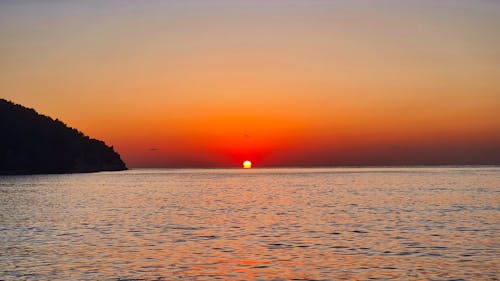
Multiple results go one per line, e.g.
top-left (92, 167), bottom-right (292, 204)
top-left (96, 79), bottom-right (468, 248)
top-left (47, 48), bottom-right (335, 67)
top-left (0, 99), bottom-right (127, 174)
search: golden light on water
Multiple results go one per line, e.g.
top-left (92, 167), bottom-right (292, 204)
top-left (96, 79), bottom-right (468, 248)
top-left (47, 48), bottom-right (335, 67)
top-left (243, 160), bottom-right (252, 169)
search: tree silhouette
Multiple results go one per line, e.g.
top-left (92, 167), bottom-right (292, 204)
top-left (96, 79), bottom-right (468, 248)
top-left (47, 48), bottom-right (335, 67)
top-left (0, 99), bottom-right (127, 174)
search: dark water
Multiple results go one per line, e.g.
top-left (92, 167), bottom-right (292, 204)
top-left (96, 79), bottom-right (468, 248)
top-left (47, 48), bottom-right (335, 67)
top-left (0, 167), bottom-right (499, 280)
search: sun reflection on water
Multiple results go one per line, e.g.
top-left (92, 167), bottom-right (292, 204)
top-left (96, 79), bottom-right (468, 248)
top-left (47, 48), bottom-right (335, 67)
top-left (0, 167), bottom-right (498, 280)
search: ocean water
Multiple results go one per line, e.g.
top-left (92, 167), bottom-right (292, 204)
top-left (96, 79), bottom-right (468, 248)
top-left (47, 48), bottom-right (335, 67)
top-left (0, 167), bottom-right (498, 280)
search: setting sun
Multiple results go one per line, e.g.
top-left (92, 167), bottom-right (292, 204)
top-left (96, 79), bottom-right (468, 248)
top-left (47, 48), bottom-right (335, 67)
top-left (243, 160), bottom-right (252, 169)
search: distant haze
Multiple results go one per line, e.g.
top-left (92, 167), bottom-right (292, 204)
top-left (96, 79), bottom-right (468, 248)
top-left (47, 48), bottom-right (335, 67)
top-left (1, 0), bottom-right (499, 167)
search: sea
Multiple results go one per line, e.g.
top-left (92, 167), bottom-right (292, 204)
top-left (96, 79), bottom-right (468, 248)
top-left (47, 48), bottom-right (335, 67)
top-left (0, 167), bottom-right (498, 280)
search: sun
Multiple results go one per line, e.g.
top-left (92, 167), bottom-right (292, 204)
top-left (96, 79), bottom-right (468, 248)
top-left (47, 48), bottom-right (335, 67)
top-left (243, 160), bottom-right (252, 169)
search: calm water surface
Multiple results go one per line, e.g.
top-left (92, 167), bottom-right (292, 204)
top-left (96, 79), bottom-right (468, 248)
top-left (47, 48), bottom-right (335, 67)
top-left (0, 167), bottom-right (499, 280)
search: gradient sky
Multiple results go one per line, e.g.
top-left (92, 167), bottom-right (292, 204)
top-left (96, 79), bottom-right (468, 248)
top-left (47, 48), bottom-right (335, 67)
top-left (1, 0), bottom-right (499, 167)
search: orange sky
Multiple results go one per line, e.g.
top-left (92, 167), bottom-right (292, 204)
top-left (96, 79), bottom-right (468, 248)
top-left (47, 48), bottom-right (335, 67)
top-left (1, 0), bottom-right (499, 167)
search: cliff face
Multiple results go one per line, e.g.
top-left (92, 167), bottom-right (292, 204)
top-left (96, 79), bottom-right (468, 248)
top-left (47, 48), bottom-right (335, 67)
top-left (0, 99), bottom-right (127, 174)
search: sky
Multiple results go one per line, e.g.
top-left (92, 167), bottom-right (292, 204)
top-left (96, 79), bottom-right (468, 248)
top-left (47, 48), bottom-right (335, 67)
top-left (1, 0), bottom-right (499, 167)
